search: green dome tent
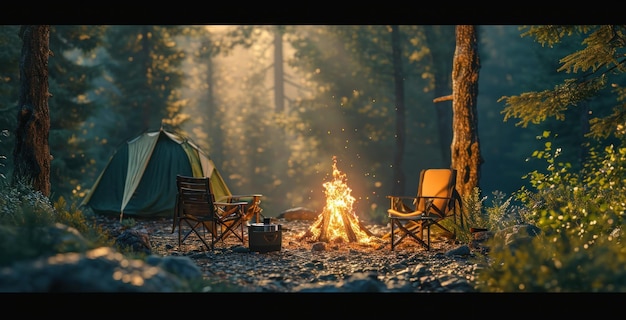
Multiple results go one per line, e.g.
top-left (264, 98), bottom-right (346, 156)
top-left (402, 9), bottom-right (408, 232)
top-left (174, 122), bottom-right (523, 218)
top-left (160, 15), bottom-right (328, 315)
top-left (80, 129), bottom-right (231, 220)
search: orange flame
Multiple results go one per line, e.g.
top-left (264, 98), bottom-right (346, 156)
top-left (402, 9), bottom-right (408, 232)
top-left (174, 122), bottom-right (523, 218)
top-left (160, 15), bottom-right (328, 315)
top-left (299, 156), bottom-right (375, 244)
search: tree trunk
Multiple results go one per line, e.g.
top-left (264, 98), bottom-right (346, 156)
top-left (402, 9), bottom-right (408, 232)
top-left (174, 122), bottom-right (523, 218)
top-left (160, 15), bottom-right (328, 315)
top-left (391, 25), bottom-right (406, 196)
top-left (13, 25), bottom-right (51, 196)
top-left (451, 25), bottom-right (482, 198)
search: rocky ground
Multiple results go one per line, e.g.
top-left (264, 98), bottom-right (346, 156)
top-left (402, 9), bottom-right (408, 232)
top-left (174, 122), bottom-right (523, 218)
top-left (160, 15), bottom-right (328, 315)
top-left (95, 215), bottom-right (486, 292)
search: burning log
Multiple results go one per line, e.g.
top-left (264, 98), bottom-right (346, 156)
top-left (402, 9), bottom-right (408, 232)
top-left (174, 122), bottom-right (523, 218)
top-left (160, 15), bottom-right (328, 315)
top-left (298, 156), bottom-right (377, 245)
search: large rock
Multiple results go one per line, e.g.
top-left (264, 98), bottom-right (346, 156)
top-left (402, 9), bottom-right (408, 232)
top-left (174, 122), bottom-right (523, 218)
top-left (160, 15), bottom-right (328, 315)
top-left (115, 229), bottom-right (152, 254)
top-left (0, 221), bottom-right (203, 292)
top-left (278, 207), bottom-right (318, 221)
top-left (0, 247), bottom-right (199, 292)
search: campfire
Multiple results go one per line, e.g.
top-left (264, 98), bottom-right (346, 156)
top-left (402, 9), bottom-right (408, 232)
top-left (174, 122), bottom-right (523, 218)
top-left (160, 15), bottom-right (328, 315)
top-left (298, 156), bottom-right (378, 245)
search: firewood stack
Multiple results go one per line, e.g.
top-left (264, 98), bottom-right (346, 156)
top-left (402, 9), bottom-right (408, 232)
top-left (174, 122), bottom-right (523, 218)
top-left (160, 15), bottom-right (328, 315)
top-left (298, 156), bottom-right (376, 244)
top-left (298, 204), bottom-right (376, 243)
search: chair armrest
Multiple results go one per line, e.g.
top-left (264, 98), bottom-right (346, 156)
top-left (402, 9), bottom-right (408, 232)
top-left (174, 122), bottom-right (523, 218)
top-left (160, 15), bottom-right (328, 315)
top-left (387, 195), bottom-right (418, 212)
top-left (388, 200), bottom-right (441, 220)
top-left (417, 196), bottom-right (452, 200)
top-left (388, 195), bottom-right (452, 214)
top-left (215, 201), bottom-right (248, 220)
top-left (387, 195), bottom-right (451, 200)
top-left (214, 201), bottom-right (248, 206)
top-left (229, 194), bottom-right (263, 198)
top-left (226, 194), bottom-right (263, 203)
top-left (388, 209), bottom-right (425, 218)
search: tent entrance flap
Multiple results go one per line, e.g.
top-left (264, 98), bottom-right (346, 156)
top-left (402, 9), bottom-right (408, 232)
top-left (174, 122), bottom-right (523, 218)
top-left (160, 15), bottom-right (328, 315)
top-left (120, 131), bottom-right (160, 220)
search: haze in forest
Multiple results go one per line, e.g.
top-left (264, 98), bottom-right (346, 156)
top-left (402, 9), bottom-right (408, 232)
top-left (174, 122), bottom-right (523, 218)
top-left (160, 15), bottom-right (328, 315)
top-left (0, 25), bottom-right (573, 221)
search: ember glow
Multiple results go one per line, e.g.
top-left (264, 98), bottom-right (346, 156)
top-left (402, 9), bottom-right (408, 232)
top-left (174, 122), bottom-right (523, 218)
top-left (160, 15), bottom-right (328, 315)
top-left (299, 156), bottom-right (376, 244)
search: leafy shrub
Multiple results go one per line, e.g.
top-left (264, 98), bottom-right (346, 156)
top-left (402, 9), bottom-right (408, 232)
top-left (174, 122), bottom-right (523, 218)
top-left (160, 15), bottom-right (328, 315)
top-left (53, 195), bottom-right (114, 248)
top-left (475, 131), bottom-right (626, 292)
top-left (0, 179), bottom-right (55, 226)
top-left (0, 179), bottom-right (114, 266)
top-left (0, 179), bottom-right (217, 292)
top-left (443, 187), bottom-right (486, 244)
top-left (445, 187), bottom-right (523, 244)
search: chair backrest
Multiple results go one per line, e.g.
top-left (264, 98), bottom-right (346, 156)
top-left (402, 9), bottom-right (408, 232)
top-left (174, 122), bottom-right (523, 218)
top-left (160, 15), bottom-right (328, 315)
top-left (176, 175), bottom-right (217, 220)
top-left (415, 168), bottom-right (457, 217)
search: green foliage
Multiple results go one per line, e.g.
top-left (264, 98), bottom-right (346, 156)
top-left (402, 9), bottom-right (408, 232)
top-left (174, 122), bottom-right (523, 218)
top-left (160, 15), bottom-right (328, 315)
top-left (589, 85), bottom-right (626, 139)
top-left (0, 180), bottom-right (114, 267)
top-left (501, 25), bottom-right (626, 141)
top-left (487, 25), bottom-right (626, 291)
top-left (484, 191), bottom-right (524, 230)
top-left (102, 25), bottom-right (186, 141)
top-left (0, 179), bottom-right (56, 226)
top-left (0, 180), bottom-right (63, 266)
top-left (445, 187), bottom-right (486, 244)
top-left (500, 76), bottom-right (607, 127)
top-left (476, 227), bottom-right (626, 292)
top-left (475, 132), bottom-right (626, 292)
top-left (514, 132), bottom-right (625, 233)
top-left (0, 26), bottom-right (20, 178)
top-left (519, 25), bottom-right (591, 47)
top-left (52, 195), bottom-right (114, 249)
top-left (448, 187), bottom-right (524, 244)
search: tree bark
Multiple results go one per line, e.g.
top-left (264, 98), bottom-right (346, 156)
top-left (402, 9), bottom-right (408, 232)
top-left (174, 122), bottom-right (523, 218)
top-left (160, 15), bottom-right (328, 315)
top-left (13, 25), bottom-right (51, 196)
top-left (451, 25), bottom-right (482, 198)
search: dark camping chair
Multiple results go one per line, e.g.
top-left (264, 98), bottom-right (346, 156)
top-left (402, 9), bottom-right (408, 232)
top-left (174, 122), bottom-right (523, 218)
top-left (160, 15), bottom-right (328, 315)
top-left (174, 175), bottom-right (247, 251)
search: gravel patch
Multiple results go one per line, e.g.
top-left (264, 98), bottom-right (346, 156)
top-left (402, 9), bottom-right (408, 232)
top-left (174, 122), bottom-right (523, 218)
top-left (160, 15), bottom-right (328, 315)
top-left (96, 216), bottom-right (483, 292)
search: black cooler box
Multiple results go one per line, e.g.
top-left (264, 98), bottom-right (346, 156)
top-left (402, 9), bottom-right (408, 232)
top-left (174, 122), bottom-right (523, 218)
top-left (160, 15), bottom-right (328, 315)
top-left (248, 223), bottom-right (282, 253)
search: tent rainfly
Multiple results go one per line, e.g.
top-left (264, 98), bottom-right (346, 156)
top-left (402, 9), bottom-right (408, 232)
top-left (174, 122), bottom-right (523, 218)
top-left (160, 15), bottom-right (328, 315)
top-left (80, 129), bottom-right (231, 221)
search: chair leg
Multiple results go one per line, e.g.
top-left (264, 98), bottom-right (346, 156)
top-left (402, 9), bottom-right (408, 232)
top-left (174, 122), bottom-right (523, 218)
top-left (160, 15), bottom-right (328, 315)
top-left (390, 218), bottom-right (430, 251)
top-left (406, 224), bottom-right (428, 250)
top-left (391, 219), bottom-right (409, 251)
top-left (215, 205), bottom-right (246, 244)
top-left (391, 219), bottom-right (395, 251)
top-left (217, 220), bottom-right (244, 244)
top-left (194, 221), bottom-right (213, 251)
top-left (178, 219), bottom-right (183, 250)
top-left (201, 221), bottom-right (216, 251)
top-left (179, 219), bottom-right (215, 251)
top-left (181, 221), bottom-right (201, 243)
top-left (239, 219), bottom-right (244, 243)
top-left (172, 199), bottom-right (179, 234)
top-left (426, 224), bottom-right (431, 251)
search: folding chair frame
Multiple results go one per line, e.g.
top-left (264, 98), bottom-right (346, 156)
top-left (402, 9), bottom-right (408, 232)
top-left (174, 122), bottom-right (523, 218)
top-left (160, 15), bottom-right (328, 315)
top-left (173, 175), bottom-right (247, 251)
top-left (387, 169), bottom-right (464, 251)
